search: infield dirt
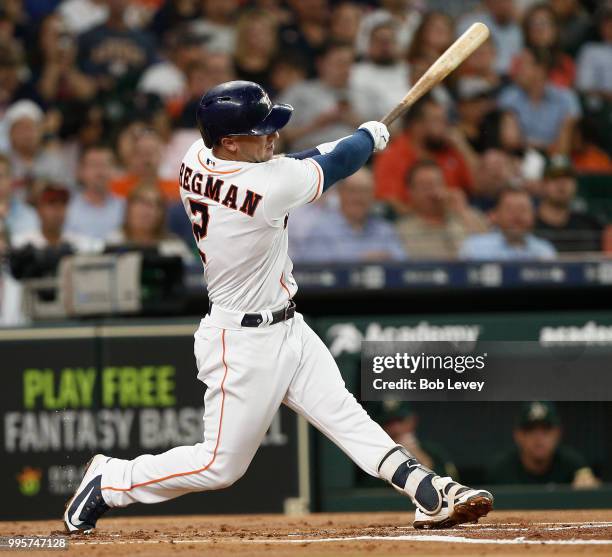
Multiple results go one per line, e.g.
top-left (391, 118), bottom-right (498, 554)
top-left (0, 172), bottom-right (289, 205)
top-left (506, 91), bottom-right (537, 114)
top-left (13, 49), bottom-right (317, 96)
top-left (2, 509), bottom-right (611, 556)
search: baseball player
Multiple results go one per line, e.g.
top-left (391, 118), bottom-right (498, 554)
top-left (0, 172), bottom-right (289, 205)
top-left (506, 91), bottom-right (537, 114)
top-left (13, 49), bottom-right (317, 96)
top-left (64, 81), bottom-right (493, 533)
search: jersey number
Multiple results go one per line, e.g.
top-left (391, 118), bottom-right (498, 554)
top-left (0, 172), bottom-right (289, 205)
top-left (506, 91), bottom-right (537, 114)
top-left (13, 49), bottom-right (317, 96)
top-left (189, 199), bottom-right (209, 263)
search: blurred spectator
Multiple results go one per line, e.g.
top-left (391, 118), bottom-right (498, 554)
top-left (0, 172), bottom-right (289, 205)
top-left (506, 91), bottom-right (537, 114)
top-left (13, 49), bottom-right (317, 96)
top-left (475, 109), bottom-right (546, 186)
top-left (106, 184), bottom-right (193, 263)
top-left (408, 52), bottom-right (454, 109)
top-left (427, 0), bottom-right (480, 19)
top-left (148, 0), bottom-right (200, 41)
top-left (137, 28), bottom-right (205, 102)
top-left (350, 19), bottom-right (410, 123)
top-left (190, 0), bottom-right (238, 54)
top-left (470, 148), bottom-right (522, 212)
top-left (32, 14), bottom-right (97, 105)
top-left (12, 180), bottom-right (101, 252)
top-left (487, 401), bottom-right (600, 488)
top-left (0, 41), bottom-right (27, 118)
top-left (571, 118), bottom-right (612, 174)
top-left (0, 218), bottom-right (25, 326)
top-left (1, 0), bottom-right (29, 41)
top-left (454, 80), bottom-right (498, 154)
top-left (233, 9), bottom-right (278, 92)
top-left (0, 153), bottom-right (38, 238)
top-left (111, 128), bottom-right (178, 201)
top-left (457, 0), bottom-right (522, 75)
top-left (499, 48), bottom-right (581, 153)
top-left (550, 0), bottom-right (593, 57)
top-left (356, 0), bottom-right (421, 57)
top-left (58, 0), bottom-right (110, 34)
top-left (371, 401), bottom-right (458, 477)
top-left (292, 168), bottom-right (406, 263)
top-left (406, 11), bottom-right (454, 61)
top-left (457, 38), bottom-right (504, 93)
top-left (279, 0), bottom-right (329, 77)
top-left (2, 99), bottom-right (65, 192)
top-left (373, 96), bottom-right (472, 215)
top-left (396, 160), bottom-right (488, 260)
top-left (166, 200), bottom-right (196, 255)
top-left (252, 0), bottom-right (292, 27)
top-left (174, 52), bottom-right (235, 127)
top-left (114, 120), bottom-right (146, 172)
top-left (477, 109), bottom-right (522, 153)
top-left (329, 2), bottom-right (362, 46)
top-left (71, 103), bottom-right (107, 149)
top-left (65, 144), bottom-right (125, 240)
top-left (535, 155), bottom-right (603, 253)
top-left (511, 3), bottom-right (575, 88)
top-left (268, 53), bottom-right (308, 99)
top-left (279, 43), bottom-right (359, 152)
top-left (288, 188), bottom-right (336, 258)
top-left (576, 4), bottom-right (612, 100)
top-left (460, 187), bottom-right (556, 260)
top-left (77, 0), bottom-right (157, 94)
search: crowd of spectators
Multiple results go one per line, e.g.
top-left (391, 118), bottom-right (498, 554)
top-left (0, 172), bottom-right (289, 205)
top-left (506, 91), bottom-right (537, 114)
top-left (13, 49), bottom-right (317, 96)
top-left (1, 0), bottom-right (612, 299)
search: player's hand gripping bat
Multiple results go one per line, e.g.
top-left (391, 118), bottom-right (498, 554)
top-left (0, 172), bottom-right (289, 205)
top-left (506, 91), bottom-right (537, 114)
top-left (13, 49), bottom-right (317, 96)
top-left (380, 22), bottom-right (490, 127)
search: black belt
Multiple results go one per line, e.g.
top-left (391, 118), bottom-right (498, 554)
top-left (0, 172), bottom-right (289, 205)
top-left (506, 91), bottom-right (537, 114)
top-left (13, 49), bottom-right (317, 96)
top-left (208, 300), bottom-right (296, 327)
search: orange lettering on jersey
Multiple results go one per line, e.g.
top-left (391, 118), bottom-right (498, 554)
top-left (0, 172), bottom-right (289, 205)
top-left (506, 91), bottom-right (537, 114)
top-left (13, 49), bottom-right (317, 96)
top-left (222, 185), bottom-right (238, 210)
top-left (239, 189), bottom-right (263, 217)
top-left (204, 176), bottom-right (223, 202)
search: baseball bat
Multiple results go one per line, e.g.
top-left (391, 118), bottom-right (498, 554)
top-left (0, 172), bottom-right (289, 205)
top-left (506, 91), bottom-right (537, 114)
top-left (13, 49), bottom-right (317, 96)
top-left (380, 22), bottom-right (490, 127)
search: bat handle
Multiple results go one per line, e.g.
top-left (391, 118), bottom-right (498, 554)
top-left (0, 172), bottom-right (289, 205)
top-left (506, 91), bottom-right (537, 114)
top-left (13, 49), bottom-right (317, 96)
top-left (380, 105), bottom-right (408, 127)
top-left (380, 90), bottom-right (419, 127)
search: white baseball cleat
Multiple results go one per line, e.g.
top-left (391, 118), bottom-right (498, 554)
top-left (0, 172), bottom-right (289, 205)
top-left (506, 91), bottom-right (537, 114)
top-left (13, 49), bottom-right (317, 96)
top-left (413, 478), bottom-right (493, 529)
top-left (63, 454), bottom-right (111, 533)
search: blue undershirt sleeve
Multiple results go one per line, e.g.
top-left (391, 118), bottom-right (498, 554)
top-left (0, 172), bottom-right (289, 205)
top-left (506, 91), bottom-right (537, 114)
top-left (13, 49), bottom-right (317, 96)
top-left (311, 129), bottom-right (374, 191)
top-left (285, 147), bottom-right (320, 160)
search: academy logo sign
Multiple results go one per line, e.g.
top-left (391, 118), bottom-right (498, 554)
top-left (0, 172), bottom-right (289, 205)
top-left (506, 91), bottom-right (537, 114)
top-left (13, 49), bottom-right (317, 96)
top-left (326, 322), bottom-right (482, 357)
top-left (540, 321), bottom-right (612, 345)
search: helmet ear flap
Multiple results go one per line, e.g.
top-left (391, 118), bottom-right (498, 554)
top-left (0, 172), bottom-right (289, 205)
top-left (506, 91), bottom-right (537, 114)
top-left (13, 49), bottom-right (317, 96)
top-left (198, 118), bottom-right (214, 148)
top-left (202, 130), bottom-right (214, 149)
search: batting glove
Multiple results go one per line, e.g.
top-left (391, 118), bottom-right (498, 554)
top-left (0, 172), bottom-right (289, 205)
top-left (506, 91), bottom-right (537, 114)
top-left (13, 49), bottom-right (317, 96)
top-left (358, 121), bottom-right (390, 152)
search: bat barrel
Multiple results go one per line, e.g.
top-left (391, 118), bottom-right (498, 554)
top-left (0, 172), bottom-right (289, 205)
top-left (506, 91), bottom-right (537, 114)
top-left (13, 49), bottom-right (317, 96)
top-left (380, 22), bottom-right (490, 127)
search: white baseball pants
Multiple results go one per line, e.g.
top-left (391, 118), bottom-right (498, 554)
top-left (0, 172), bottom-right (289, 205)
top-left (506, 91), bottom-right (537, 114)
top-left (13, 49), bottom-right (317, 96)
top-left (101, 309), bottom-right (396, 508)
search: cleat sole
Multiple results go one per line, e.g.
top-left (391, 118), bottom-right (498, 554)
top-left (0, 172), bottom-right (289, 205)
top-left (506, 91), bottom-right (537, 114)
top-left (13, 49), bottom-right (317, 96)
top-left (413, 493), bottom-right (493, 530)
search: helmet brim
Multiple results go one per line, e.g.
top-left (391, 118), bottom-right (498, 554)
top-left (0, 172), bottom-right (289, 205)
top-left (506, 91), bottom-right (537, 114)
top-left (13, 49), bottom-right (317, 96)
top-left (250, 103), bottom-right (293, 136)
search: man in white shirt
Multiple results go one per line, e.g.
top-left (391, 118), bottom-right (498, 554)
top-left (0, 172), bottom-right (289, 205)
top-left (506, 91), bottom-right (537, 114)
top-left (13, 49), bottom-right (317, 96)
top-left (350, 19), bottom-right (411, 123)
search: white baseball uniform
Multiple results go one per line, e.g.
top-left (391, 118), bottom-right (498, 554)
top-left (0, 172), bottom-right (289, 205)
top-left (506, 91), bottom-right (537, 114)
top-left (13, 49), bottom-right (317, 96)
top-left (100, 139), bottom-right (397, 508)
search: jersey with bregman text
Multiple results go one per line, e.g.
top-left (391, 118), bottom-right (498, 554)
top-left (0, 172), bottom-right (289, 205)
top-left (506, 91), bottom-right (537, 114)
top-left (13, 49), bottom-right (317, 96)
top-left (179, 139), bottom-right (323, 312)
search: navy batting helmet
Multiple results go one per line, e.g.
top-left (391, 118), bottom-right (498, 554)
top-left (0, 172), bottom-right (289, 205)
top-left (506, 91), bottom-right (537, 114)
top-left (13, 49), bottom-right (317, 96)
top-left (196, 81), bottom-right (293, 148)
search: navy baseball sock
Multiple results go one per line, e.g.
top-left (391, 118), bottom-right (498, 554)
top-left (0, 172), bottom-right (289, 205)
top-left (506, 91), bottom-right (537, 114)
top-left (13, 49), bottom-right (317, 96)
top-left (377, 446), bottom-right (442, 515)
